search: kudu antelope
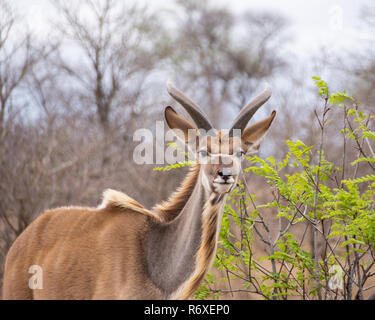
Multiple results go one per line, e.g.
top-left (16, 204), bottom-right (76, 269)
top-left (2, 82), bottom-right (276, 300)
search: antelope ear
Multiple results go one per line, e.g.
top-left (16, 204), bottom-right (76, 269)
top-left (164, 106), bottom-right (201, 156)
top-left (242, 111), bottom-right (276, 154)
top-left (164, 106), bottom-right (198, 142)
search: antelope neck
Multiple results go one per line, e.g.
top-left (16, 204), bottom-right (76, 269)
top-left (144, 167), bottom-right (226, 297)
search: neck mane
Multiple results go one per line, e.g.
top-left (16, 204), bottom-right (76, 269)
top-left (145, 164), bottom-right (227, 299)
top-left (169, 192), bottom-right (224, 299)
top-left (152, 164), bottom-right (201, 222)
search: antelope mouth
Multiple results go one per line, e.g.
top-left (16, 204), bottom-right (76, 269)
top-left (213, 178), bottom-right (235, 194)
top-left (213, 176), bottom-right (235, 185)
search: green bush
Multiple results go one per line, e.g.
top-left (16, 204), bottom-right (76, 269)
top-left (197, 77), bottom-right (375, 300)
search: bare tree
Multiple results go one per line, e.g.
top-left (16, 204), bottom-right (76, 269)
top-left (165, 0), bottom-right (289, 127)
top-left (0, 0), bottom-right (53, 138)
top-left (51, 0), bottom-right (166, 133)
top-left (0, 0), bottom-right (58, 293)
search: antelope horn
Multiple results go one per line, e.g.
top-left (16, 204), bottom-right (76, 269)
top-left (167, 81), bottom-right (214, 132)
top-left (229, 83), bottom-right (272, 137)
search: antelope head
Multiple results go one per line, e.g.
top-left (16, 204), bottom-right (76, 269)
top-left (165, 81), bottom-right (276, 196)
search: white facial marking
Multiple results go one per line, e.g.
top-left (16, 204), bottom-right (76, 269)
top-left (198, 139), bottom-right (244, 194)
top-left (213, 181), bottom-right (234, 193)
top-left (213, 176), bottom-right (235, 184)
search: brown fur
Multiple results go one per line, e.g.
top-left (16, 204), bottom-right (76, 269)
top-left (1, 164), bottom-right (222, 300)
top-left (2, 206), bottom-right (163, 299)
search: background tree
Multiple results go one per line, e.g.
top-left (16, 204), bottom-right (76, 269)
top-left (165, 0), bottom-right (289, 128)
top-left (52, 0), bottom-right (167, 133)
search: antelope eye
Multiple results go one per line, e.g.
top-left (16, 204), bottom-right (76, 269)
top-left (236, 151), bottom-right (245, 158)
top-left (199, 150), bottom-right (208, 157)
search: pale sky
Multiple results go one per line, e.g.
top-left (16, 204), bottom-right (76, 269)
top-left (5, 0), bottom-right (374, 133)
top-left (8, 0), bottom-right (374, 104)
top-left (220, 0), bottom-right (373, 56)
top-left (11, 0), bottom-right (373, 58)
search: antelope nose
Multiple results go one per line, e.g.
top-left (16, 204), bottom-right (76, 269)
top-left (218, 168), bottom-right (232, 182)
